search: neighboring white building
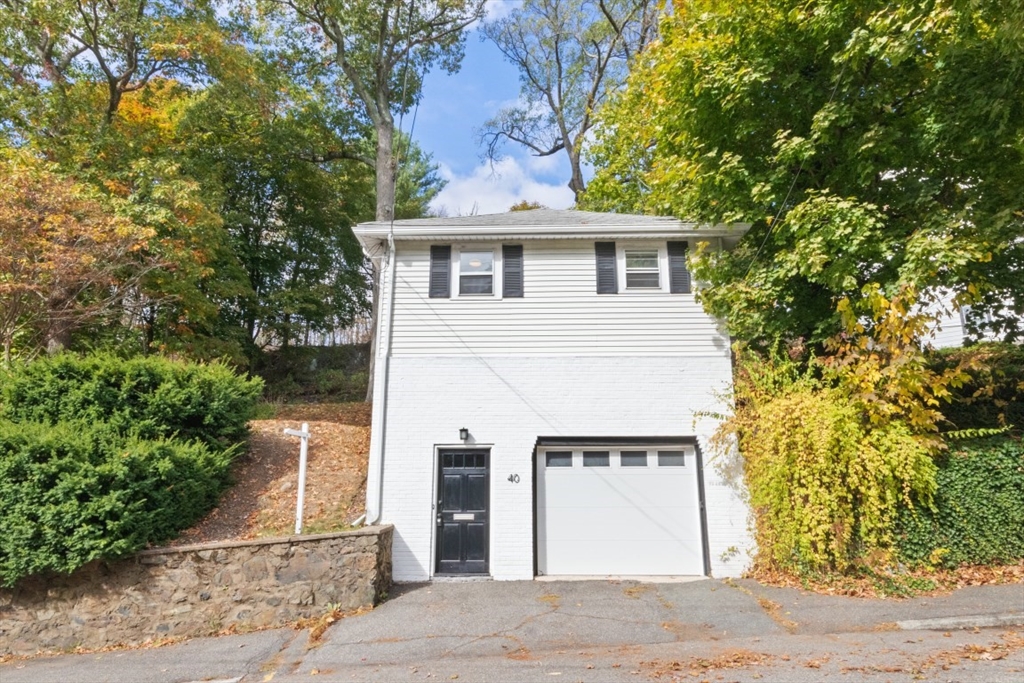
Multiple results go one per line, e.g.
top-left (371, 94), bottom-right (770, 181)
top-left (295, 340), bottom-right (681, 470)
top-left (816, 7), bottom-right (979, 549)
top-left (353, 209), bottom-right (753, 582)
top-left (928, 306), bottom-right (969, 349)
top-left (922, 293), bottom-right (1017, 348)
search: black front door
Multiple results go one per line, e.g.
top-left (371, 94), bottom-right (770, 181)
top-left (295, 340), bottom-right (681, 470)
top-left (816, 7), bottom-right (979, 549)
top-left (436, 449), bottom-right (489, 575)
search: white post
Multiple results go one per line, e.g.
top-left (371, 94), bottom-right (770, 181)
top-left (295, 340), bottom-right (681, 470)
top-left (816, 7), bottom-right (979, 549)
top-left (283, 423), bottom-right (311, 535)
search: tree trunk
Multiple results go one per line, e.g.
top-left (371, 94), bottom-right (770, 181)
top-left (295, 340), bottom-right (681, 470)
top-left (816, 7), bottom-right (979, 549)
top-left (568, 152), bottom-right (586, 204)
top-left (45, 290), bottom-right (73, 354)
top-left (375, 121), bottom-right (396, 222)
top-left (143, 306), bottom-right (155, 355)
top-left (45, 323), bottom-right (72, 355)
top-left (365, 118), bottom-right (397, 402)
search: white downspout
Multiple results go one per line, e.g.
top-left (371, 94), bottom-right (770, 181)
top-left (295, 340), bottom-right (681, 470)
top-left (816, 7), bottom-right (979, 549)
top-left (365, 234), bottom-right (397, 526)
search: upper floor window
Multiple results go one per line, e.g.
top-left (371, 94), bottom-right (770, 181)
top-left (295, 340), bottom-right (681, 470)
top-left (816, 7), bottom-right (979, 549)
top-left (460, 250), bottom-right (494, 295)
top-left (429, 244), bottom-right (524, 298)
top-left (595, 241), bottom-right (691, 294)
top-left (624, 249), bottom-right (661, 289)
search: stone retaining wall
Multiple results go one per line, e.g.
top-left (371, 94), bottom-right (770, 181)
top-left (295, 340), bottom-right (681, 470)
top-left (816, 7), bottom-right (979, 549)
top-left (0, 526), bottom-right (392, 655)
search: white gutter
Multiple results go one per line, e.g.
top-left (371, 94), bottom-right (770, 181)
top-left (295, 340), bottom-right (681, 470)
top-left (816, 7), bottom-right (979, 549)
top-left (364, 234), bottom-right (397, 526)
top-left (352, 225), bottom-right (750, 241)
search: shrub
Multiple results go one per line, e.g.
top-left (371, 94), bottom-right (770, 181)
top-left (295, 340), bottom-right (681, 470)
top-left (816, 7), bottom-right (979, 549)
top-left (928, 343), bottom-right (1024, 435)
top-left (720, 288), bottom-right (975, 575)
top-left (897, 437), bottom-right (1024, 568)
top-left (0, 353), bottom-right (263, 448)
top-left (732, 379), bottom-right (936, 573)
top-left (0, 420), bottom-right (235, 586)
top-left (253, 344), bottom-right (369, 402)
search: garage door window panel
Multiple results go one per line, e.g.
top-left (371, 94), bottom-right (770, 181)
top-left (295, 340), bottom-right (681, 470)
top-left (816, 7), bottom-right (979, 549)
top-left (620, 451), bottom-right (648, 467)
top-left (546, 451), bottom-right (573, 467)
top-left (658, 450), bottom-right (686, 466)
top-left (583, 451), bottom-right (610, 467)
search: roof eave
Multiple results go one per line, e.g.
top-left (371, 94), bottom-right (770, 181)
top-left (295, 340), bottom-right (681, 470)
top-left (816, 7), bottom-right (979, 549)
top-left (353, 223), bottom-right (750, 243)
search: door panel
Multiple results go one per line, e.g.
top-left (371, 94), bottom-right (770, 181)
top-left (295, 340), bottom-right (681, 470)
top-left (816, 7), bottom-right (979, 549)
top-left (440, 525), bottom-right (461, 561)
top-left (436, 449), bottom-right (489, 575)
top-left (442, 475), bottom-right (462, 511)
top-left (465, 523), bottom-right (486, 561)
top-left (466, 473), bottom-right (487, 510)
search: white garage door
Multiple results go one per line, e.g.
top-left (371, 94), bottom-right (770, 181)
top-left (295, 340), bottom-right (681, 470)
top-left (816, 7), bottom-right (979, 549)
top-left (536, 445), bottom-right (705, 576)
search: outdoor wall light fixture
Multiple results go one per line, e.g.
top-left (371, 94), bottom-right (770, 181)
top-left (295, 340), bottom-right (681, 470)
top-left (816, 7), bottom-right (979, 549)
top-left (459, 427), bottom-right (469, 442)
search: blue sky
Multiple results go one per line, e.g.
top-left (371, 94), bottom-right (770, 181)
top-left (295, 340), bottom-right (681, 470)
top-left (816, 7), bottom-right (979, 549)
top-left (410, 18), bottom-right (577, 216)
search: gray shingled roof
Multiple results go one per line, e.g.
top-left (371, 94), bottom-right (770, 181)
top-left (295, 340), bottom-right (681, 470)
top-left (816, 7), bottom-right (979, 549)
top-left (353, 209), bottom-right (747, 247)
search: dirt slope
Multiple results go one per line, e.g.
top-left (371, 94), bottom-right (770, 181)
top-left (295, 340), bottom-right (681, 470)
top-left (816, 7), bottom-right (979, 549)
top-left (170, 402), bottom-right (370, 546)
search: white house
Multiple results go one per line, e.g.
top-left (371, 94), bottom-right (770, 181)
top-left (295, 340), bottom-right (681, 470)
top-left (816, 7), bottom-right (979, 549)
top-left (924, 295), bottom-right (1020, 348)
top-left (353, 209), bottom-right (754, 582)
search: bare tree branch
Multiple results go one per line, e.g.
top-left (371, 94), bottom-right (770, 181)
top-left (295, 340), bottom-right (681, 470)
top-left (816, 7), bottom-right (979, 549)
top-left (479, 0), bottom-right (661, 202)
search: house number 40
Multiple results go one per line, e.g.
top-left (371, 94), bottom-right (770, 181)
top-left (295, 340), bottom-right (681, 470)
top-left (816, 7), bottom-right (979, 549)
top-left (507, 474), bottom-right (520, 484)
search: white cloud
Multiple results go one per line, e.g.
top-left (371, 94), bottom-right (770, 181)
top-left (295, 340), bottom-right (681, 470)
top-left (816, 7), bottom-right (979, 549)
top-left (431, 157), bottom-right (574, 216)
top-left (482, 95), bottom-right (522, 113)
top-left (482, 0), bottom-right (521, 22)
top-left (524, 152), bottom-right (563, 175)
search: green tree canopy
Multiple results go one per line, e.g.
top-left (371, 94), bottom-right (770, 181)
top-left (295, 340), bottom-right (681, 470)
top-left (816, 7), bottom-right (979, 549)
top-left (256, 0), bottom-right (484, 223)
top-left (585, 0), bottom-right (1024, 347)
top-left (0, 0), bottom-right (229, 128)
top-left (179, 67), bottom-right (376, 353)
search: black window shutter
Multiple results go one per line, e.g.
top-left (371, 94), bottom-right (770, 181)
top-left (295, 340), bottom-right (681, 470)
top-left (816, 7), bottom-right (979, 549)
top-left (668, 241), bottom-right (691, 294)
top-left (503, 244), bottom-right (524, 297)
top-left (429, 245), bottom-right (451, 298)
top-left (595, 242), bottom-right (617, 294)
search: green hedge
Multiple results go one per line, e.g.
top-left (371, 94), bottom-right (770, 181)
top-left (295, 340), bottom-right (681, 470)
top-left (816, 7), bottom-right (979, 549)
top-left (928, 343), bottom-right (1024, 435)
top-left (897, 437), bottom-right (1024, 567)
top-left (0, 420), bottom-right (234, 586)
top-left (0, 353), bottom-right (263, 448)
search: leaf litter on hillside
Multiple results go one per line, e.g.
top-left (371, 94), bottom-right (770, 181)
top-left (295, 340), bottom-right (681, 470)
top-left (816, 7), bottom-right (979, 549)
top-left (169, 402), bottom-right (369, 545)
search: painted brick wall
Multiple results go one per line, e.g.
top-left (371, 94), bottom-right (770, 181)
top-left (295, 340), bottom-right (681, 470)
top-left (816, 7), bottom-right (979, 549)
top-left (377, 355), bottom-right (753, 581)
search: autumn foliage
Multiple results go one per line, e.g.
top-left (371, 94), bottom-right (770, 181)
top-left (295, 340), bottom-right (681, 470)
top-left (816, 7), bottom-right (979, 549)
top-left (716, 288), bottom-right (970, 575)
top-left (0, 155), bottom-right (155, 363)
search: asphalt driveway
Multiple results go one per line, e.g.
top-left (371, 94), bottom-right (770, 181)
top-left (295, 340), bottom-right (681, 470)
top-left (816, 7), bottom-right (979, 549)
top-left (4, 578), bottom-right (1022, 683)
top-left (305, 578), bottom-right (781, 665)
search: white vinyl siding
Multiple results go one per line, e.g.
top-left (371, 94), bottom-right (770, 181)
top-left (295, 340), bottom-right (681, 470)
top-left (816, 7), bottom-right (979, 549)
top-left (389, 240), bottom-right (728, 356)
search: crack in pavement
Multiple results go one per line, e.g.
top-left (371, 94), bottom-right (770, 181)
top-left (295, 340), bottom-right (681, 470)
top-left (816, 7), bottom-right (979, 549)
top-left (253, 630), bottom-right (306, 680)
top-left (724, 578), bottom-right (799, 633)
top-left (438, 603), bottom-right (562, 659)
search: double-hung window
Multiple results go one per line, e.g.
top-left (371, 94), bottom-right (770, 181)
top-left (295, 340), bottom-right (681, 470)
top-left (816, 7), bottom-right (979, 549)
top-left (459, 250), bottom-right (494, 295)
top-left (624, 249), bottom-right (661, 289)
top-left (428, 244), bottom-right (524, 298)
top-left (594, 241), bottom-right (691, 294)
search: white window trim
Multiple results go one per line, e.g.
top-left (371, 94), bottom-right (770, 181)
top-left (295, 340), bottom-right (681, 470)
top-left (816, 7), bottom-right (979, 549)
top-left (617, 242), bottom-right (669, 293)
top-left (453, 244), bottom-right (503, 299)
